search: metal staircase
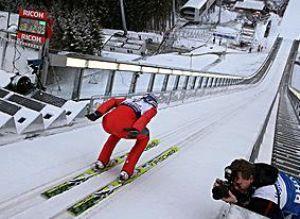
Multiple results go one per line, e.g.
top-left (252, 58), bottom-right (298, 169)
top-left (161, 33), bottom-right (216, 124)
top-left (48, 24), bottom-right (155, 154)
top-left (271, 40), bottom-right (300, 177)
top-left (272, 92), bottom-right (300, 177)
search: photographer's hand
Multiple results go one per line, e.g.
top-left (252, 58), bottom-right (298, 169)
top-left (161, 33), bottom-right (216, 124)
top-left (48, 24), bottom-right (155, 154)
top-left (222, 190), bottom-right (238, 204)
top-left (213, 179), bottom-right (222, 187)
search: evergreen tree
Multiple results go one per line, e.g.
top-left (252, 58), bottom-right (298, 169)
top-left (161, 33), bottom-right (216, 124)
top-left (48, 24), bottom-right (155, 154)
top-left (107, 0), bottom-right (174, 32)
top-left (125, 0), bottom-right (151, 32)
top-left (50, 0), bottom-right (104, 54)
top-left (147, 0), bottom-right (173, 31)
top-left (0, 0), bottom-right (22, 12)
top-left (1, 0), bottom-right (177, 52)
top-left (100, 0), bottom-right (123, 30)
top-left (0, 0), bottom-right (104, 55)
top-left (0, 1), bottom-right (5, 10)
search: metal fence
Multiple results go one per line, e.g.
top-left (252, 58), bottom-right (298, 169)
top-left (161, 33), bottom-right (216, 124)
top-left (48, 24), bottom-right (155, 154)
top-left (39, 36), bottom-right (282, 114)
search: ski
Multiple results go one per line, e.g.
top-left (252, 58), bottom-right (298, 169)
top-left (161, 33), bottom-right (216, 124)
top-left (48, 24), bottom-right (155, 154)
top-left (41, 139), bottom-right (160, 199)
top-left (68, 146), bottom-right (179, 216)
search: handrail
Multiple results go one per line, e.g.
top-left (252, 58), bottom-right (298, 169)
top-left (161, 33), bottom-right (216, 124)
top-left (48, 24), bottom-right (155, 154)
top-left (249, 92), bottom-right (278, 162)
top-left (86, 37), bottom-right (284, 113)
top-left (240, 37), bottom-right (282, 84)
top-left (249, 40), bottom-right (300, 162)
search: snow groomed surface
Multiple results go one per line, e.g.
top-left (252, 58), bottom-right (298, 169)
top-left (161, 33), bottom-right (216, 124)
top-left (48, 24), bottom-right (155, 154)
top-left (67, 146), bottom-right (179, 216)
top-left (42, 139), bottom-right (160, 199)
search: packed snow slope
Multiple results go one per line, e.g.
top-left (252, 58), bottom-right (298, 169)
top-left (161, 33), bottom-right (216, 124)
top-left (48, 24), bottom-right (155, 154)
top-left (0, 39), bottom-right (293, 218)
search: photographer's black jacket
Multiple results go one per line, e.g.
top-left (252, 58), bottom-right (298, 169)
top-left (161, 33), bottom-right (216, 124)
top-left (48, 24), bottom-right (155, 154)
top-left (253, 163), bottom-right (278, 188)
top-left (238, 163), bottom-right (283, 219)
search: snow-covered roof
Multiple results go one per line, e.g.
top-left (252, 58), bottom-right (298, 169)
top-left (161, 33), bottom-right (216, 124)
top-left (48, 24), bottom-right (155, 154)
top-left (181, 0), bottom-right (207, 10)
top-left (234, 0), bottom-right (265, 11)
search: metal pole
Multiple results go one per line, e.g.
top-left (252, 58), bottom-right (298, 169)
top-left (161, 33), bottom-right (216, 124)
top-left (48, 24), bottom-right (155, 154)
top-left (1, 12), bottom-right (11, 69)
top-left (218, 0), bottom-right (222, 24)
top-left (190, 54), bottom-right (193, 70)
top-left (172, 0), bottom-right (176, 26)
top-left (120, 0), bottom-right (127, 36)
top-left (71, 68), bottom-right (84, 100)
top-left (209, 77), bottom-right (214, 87)
top-left (203, 77), bottom-right (208, 88)
top-left (147, 73), bottom-right (156, 92)
top-left (173, 75), bottom-right (180, 90)
top-left (39, 39), bottom-right (50, 87)
top-left (191, 76), bottom-right (197, 89)
top-left (129, 72), bottom-right (139, 94)
top-left (183, 76), bottom-right (189, 90)
top-left (105, 70), bottom-right (116, 96)
top-left (161, 74), bottom-right (170, 92)
top-left (197, 77), bottom-right (203, 89)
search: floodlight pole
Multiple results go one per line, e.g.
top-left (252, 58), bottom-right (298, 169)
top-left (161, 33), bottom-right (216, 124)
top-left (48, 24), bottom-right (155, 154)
top-left (120, 0), bottom-right (127, 36)
top-left (172, 0), bottom-right (176, 26)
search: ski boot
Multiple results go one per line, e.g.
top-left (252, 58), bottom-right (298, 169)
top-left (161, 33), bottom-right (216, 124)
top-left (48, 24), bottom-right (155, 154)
top-left (94, 160), bottom-right (105, 170)
top-left (119, 170), bottom-right (130, 181)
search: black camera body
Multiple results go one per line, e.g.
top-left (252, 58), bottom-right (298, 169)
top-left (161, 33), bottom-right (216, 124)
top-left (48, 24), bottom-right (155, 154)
top-left (212, 166), bottom-right (233, 200)
top-left (212, 179), bottom-right (231, 200)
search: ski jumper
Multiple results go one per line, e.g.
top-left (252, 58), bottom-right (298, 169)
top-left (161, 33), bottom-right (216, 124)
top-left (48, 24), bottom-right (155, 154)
top-left (95, 97), bottom-right (157, 175)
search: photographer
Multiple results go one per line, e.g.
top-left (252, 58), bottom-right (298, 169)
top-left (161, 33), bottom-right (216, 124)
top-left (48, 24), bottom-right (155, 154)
top-left (212, 159), bottom-right (300, 219)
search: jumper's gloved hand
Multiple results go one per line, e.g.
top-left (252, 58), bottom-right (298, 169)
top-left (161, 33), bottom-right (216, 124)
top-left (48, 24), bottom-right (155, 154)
top-left (86, 111), bottom-right (102, 121)
top-left (124, 128), bottom-right (140, 138)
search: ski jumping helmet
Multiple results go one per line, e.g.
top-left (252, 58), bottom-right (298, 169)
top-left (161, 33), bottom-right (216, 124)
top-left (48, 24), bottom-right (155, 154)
top-left (142, 93), bottom-right (158, 108)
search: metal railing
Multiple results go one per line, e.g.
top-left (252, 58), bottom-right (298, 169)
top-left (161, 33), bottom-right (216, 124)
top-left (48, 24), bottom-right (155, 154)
top-left (248, 39), bottom-right (300, 178)
top-left (288, 87), bottom-right (300, 123)
top-left (85, 37), bottom-right (282, 113)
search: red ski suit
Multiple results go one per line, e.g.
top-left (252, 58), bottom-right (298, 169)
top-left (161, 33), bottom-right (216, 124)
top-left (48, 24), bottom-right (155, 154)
top-left (96, 97), bottom-right (157, 175)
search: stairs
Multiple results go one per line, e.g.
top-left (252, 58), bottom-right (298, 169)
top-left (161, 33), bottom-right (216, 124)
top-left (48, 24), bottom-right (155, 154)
top-left (272, 93), bottom-right (300, 177)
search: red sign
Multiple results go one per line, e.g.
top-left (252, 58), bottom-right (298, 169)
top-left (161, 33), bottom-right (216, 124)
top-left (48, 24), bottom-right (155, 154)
top-left (17, 8), bottom-right (53, 47)
top-left (17, 32), bottom-right (46, 44)
top-left (19, 9), bottom-right (48, 21)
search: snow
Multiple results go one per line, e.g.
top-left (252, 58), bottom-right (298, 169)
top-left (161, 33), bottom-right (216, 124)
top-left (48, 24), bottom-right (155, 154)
top-left (206, 52), bottom-right (268, 75)
top-left (101, 51), bottom-right (140, 62)
top-left (211, 8), bottom-right (239, 24)
top-left (256, 95), bottom-right (279, 164)
top-left (0, 38), bottom-right (293, 218)
top-left (234, 0), bottom-right (265, 11)
top-left (0, 70), bottom-right (12, 87)
top-left (0, 11), bottom-right (18, 30)
top-left (102, 29), bottom-right (163, 44)
top-left (40, 105), bottom-right (66, 129)
top-left (292, 64), bottom-right (300, 90)
top-left (101, 45), bottom-right (269, 77)
top-left (0, 0), bottom-right (299, 217)
top-left (215, 26), bottom-right (239, 36)
top-left (141, 53), bottom-right (219, 71)
top-left (13, 107), bottom-right (43, 134)
top-left (279, 0), bottom-right (300, 40)
top-left (181, 0), bottom-right (208, 10)
top-left (0, 40), bottom-right (39, 74)
top-left (0, 111), bottom-right (10, 126)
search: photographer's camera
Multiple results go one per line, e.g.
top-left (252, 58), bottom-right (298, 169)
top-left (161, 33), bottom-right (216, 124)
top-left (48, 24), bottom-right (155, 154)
top-left (212, 167), bottom-right (233, 200)
top-left (212, 179), bottom-right (231, 200)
